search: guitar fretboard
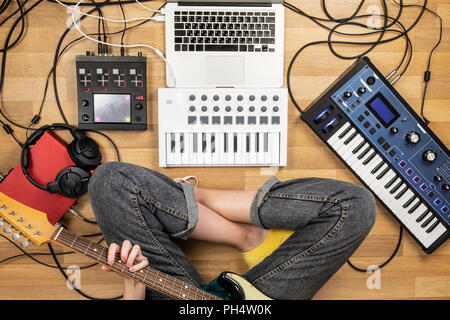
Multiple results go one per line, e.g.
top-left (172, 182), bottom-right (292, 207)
top-left (51, 227), bottom-right (220, 300)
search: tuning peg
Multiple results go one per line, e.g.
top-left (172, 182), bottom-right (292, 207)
top-left (0, 219), bottom-right (3, 227)
top-left (1, 204), bottom-right (6, 210)
top-left (21, 239), bottom-right (29, 247)
top-left (3, 226), bottom-right (11, 234)
top-left (12, 233), bottom-right (20, 241)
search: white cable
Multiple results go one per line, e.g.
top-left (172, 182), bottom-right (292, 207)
top-left (135, 0), bottom-right (161, 13)
top-left (68, 208), bottom-right (86, 221)
top-left (53, 0), bottom-right (162, 24)
top-left (70, 0), bottom-right (176, 87)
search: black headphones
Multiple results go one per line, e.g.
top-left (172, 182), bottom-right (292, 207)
top-left (21, 123), bottom-right (102, 198)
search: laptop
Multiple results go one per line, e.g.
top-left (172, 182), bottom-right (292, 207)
top-left (165, 0), bottom-right (285, 88)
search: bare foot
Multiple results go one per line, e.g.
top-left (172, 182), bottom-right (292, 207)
top-left (240, 224), bottom-right (269, 252)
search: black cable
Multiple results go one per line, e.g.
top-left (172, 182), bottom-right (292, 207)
top-left (0, 0), bottom-right (30, 27)
top-left (390, 1), bottom-right (443, 125)
top-left (47, 243), bottom-right (123, 300)
top-left (0, 0), bottom-right (26, 53)
top-left (0, 233), bottom-right (100, 269)
top-left (347, 226), bottom-right (403, 272)
top-left (118, 0), bottom-right (126, 56)
top-left (0, 0), bottom-right (44, 130)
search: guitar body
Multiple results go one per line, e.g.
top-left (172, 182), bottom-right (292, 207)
top-left (218, 272), bottom-right (273, 300)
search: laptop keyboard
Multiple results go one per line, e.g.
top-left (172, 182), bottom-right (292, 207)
top-left (173, 10), bottom-right (276, 53)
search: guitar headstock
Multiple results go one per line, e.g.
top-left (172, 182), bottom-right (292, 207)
top-left (0, 192), bottom-right (56, 247)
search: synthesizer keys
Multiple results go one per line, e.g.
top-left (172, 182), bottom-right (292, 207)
top-left (302, 57), bottom-right (449, 253)
top-left (158, 88), bottom-right (288, 167)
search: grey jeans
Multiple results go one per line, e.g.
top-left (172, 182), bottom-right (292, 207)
top-left (88, 162), bottom-right (376, 300)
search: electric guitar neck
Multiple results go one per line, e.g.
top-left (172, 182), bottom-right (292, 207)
top-left (51, 227), bottom-right (221, 300)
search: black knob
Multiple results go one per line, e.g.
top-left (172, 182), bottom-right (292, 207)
top-left (422, 150), bottom-right (437, 163)
top-left (81, 100), bottom-right (89, 107)
top-left (434, 175), bottom-right (443, 182)
top-left (390, 127), bottom-right (399, 134)
top-left (442, 184), bottom-right (450, 191)
top-left (343, 91), bottom-right (352, 99)
top-left (367, 76), bottom-right (376, 85)
top-left (358, 87), bottom-right (366, 95)
top-left (135, 103), bottom-right (143, 110)
top-left (406, 131), bottom-right (420, 145)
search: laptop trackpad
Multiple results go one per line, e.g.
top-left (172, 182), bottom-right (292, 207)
top-left (206, 56), bottom-right (245, 85)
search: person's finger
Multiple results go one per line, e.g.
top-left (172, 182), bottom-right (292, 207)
top-left (121, 240), bottom-right (133, 263)
top-left (126, 244), bottom-right (141, 269)
top-left (101, 265), bottom-right (112, 271)
top-left (129, 258), bottom-right (148, 272)
top-left (107, 243), bottom-right (120, 265)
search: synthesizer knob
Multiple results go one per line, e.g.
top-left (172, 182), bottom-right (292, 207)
top-left (367, 76), bottom-right (376, 85)
top-left (406, 131), bottom-right (420, 145)
top-left (357, 87), bottom-right (366, 95)
top-left (434, 175), bottom-right (443, 182)
top-left (442, 184), bottom-right (450, 191)
top-left (390, 127), bottom-right (399, 134)
top-left (81, 100), bottom-right (89, 107)
top-left (343, 91), bottom-right (352, 99)
top-left (422, 150), bottom-right (437, 163)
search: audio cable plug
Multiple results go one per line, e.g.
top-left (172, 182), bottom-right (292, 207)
top-left (31, 114), bottom-right (41, 125)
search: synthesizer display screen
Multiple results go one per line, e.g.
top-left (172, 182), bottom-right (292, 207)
top-left (366, 92), bottom-right (400, 128)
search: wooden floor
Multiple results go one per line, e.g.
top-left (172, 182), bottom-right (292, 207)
top-left (0, 0), bottom-right (449, 300)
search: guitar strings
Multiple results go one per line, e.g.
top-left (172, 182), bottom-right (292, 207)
top-left (55, 230), bottom-right (216, 300)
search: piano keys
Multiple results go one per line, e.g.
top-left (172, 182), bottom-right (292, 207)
top-left (327, 122), bottom-right (448, 249)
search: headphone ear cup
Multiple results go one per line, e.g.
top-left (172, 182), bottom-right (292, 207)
top-left (47, 167), bottom-right (91, 198)
top-left (68, 136), bottom-right (102, 169)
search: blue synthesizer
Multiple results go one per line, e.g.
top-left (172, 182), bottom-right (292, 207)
top-left (302, 57), bottom-right (449, 254)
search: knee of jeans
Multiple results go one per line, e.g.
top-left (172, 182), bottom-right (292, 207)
top-left (89, 162), bottom-right (121, 195)
top-left (88, 162), bottom-right (134, 214)
top-left (344, 184), bottom-right (377, 238)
